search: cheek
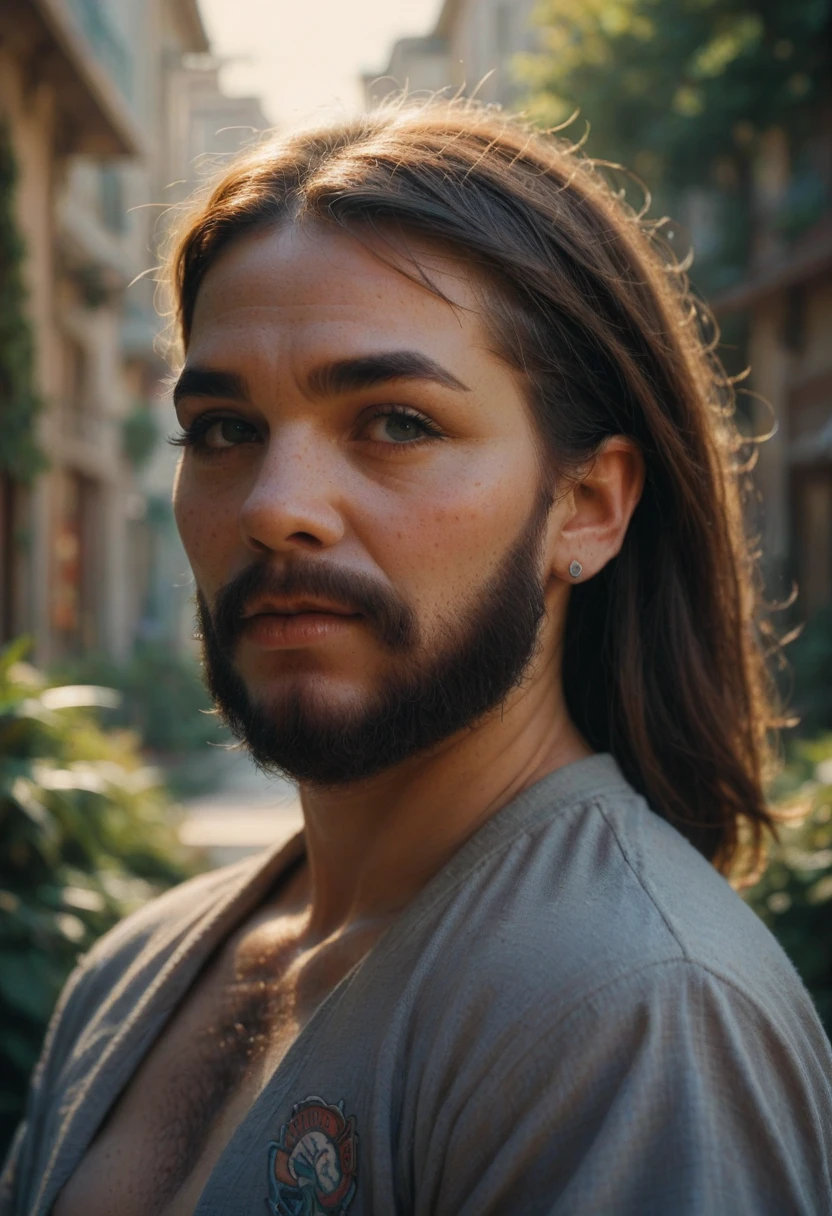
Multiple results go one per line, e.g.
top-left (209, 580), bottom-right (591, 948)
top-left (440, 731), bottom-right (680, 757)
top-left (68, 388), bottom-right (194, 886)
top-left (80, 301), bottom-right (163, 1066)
top-left (371, 454), bottom-right (537, 613)
top-left (173, 466), bottom-right (240, 591)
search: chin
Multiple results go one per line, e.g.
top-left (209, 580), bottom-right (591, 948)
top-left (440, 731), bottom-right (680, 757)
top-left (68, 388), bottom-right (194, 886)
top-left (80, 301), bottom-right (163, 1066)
top-left (233, 689), bottom-right (398, 786)
top-left (247, 671), bottom-right (378, 721)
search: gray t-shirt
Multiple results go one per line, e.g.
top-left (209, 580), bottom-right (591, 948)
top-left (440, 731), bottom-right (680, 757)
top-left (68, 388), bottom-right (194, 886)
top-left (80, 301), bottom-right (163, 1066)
top-left (3, 754), bottom-right (832, 1214)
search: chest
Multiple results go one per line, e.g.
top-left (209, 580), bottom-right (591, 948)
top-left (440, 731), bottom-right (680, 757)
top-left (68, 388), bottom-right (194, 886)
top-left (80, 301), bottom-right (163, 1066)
top-left (51, 920), bottom-right (369, 1216)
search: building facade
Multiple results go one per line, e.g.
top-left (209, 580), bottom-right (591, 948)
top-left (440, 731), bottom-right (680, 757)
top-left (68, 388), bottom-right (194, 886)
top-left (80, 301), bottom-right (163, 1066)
top-left (1, 0), bottom-right (137, 660)
top-left (364, 0), bottom-right (538, 110)
top-left (0, 0), bottom-right (211, 664)
top-left (715, 117), bottom-right (832, 619)
top-left (1, 0), bottom-right (270, 666)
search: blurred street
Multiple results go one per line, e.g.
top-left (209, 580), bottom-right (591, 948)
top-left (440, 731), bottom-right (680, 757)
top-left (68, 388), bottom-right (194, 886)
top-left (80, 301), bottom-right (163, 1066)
top-left (178, 749), bottom-right (303, 868)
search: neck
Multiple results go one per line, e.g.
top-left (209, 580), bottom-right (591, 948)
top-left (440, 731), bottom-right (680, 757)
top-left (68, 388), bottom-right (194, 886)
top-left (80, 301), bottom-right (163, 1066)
top-left (297, 656), bottom-right (590, 938)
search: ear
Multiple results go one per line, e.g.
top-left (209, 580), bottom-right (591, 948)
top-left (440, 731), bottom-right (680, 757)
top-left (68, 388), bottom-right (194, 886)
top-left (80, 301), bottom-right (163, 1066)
top-left (547, 436), bottom-right (645, 582)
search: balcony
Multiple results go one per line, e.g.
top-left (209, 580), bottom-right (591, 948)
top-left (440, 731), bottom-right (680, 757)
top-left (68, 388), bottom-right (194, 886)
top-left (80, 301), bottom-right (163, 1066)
top-left (64, 0), bottom-right (133, 104)
top-left (4, 0), bottom-right (143, 156)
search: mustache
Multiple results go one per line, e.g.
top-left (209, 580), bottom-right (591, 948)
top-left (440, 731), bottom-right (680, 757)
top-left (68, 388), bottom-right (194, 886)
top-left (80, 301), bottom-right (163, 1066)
top-left (200, 559), bottom-right (417, 654)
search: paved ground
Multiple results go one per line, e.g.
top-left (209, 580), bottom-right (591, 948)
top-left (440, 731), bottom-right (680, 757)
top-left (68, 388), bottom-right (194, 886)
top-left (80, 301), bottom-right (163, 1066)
top-left (177, 748), bottom-right (303, 868)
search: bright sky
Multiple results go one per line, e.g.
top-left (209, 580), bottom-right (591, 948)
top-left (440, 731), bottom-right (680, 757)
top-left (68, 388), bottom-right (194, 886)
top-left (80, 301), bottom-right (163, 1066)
top-left (198, 0), bottom-right (444, 127)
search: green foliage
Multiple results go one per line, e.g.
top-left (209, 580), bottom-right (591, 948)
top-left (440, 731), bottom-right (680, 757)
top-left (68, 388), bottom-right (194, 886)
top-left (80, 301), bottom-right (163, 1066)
top-left (0, 125), bottom-right (45, 480)
top-left (522, 0), bottom-right (829, 186)
top-left (121, 403), bottom-right (159, 470)
top-left (0, 638), bottom-right (199, 1153)
top-left (786, 607), bottom-right (832, 735)
top-left (745, 735), bottom-right (832, 1033)
top-left (51, 642), bottom-right (227, 759)
top-left (519, 0), bottom-right (830, 296)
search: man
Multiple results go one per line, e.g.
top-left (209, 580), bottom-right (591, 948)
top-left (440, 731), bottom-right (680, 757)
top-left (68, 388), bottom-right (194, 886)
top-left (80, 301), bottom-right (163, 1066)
top-left (3, 104), bottom-right (832, 1215)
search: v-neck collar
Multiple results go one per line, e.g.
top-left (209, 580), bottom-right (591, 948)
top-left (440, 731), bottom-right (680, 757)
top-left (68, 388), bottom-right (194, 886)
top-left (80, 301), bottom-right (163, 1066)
top-left (39, 752), bottom-right (623, 1215)
top-left (189, 753), bottom-right (626, 1213)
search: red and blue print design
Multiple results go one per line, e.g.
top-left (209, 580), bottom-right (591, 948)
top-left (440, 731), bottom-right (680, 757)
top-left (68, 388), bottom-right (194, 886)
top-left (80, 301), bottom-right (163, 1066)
top-left (266, 1095), bottom-right (358, 1215)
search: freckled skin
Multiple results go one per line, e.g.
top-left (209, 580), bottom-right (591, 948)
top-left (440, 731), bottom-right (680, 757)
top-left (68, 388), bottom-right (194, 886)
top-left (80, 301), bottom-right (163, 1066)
top-left (173, 223), bottom-right (548, 720)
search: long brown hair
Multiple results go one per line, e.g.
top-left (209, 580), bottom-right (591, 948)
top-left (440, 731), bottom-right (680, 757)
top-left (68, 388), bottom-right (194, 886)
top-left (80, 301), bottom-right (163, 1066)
top-left (167, 102), bottom-right (780, 877)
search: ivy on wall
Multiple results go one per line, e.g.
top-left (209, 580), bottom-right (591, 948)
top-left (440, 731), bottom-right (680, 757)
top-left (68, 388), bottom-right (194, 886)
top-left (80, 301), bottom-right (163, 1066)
top-left (0, 122), bottom-right (45, 481)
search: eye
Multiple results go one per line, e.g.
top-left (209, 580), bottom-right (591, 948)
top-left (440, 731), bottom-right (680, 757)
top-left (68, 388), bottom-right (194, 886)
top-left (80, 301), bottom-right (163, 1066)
top-left (170, 414), bottom-right (260, 453)
top-left (361, 408), bottom-right (442, 445)
top-left (201, 418), bottom-right (259, 449)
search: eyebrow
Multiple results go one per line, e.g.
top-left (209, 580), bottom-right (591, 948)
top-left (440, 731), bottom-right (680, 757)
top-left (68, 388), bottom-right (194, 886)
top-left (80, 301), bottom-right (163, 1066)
top-left (305, 351), bottom-right (470, 397)
top-left (172, 350), bottom-right (470, 409)
top-left (172, 367), bottom-right (250, 409)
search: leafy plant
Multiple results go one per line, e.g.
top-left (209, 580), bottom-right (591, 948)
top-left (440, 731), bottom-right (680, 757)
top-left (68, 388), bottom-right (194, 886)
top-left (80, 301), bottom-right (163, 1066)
top-left (786, 607), bottom-right (832, 736)
top-left (518, 0), bottom-right (830, 297)
top-left (520, 0), bottom-right (829, 190)
top-left (51, 643), bottom-right (227, 760)
top-left (0, 638), bottom-right (200, 1155)
top-left (745, 735), bottom-right (832, 1034)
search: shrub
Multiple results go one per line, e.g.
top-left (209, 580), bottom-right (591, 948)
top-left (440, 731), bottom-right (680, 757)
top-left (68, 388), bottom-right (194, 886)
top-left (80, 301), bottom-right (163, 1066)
top-left (0, 638), bottom-right (200, 1156)
top-left (744, 735), bottom-right (832, 1035)
top-left (51, 643), bottom-right (227, 758)
top-left (787, 607), bottom-right (832, 736)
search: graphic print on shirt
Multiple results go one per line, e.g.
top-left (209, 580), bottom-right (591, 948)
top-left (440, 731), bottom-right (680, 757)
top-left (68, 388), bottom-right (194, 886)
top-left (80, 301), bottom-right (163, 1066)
top-left (266, 1095), bottom-right (358, 1215)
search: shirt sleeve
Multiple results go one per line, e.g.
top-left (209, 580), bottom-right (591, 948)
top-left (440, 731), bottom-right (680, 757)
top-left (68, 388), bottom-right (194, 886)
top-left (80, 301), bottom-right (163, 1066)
top-left (418, 959), bottom-right (832, 1216)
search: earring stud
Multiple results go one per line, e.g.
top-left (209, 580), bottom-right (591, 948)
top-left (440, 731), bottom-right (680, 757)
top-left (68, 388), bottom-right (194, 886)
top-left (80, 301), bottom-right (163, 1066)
top-left (569, 559), bottom-right (583, 579)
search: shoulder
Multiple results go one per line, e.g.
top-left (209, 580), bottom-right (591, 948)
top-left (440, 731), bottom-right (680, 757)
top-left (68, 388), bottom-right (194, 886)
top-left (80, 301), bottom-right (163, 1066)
top-left (406, 775), bottom-right (830, 1078)
top-left (538, 779), bottom-right (806, 1000)
top-left (403, 784), bottom-right (832, 1210)
top-left (0, 856), bottom-right (272, 1215)
top-left (82, 854), bottom-right (259, 971)
top-left (34, 853), bottom-right (267, 1093)
top-left (410, 955), bottom-right (832, 1214)
top-left (73, 854), bottom-right (257, 995)
top-left (587, 785), bottom-right (812, 1008)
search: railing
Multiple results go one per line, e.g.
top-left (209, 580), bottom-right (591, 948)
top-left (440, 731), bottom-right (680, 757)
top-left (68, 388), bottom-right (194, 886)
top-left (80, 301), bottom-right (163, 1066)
top-left (64, 0), bottom-right (134, 103)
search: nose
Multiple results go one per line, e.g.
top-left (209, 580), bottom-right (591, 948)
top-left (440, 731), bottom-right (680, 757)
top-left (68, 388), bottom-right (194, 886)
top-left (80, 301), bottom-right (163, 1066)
top-left (239, 426), bottom-right (346, 555)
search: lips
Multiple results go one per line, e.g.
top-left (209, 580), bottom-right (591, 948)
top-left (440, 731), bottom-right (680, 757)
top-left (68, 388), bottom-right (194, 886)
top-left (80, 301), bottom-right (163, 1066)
top-left (239, 604), bottom-right (362, 650)
top-left (242, 597), bottom-right (360, 620)
top-left (207, 562), bottom-right (416, 656)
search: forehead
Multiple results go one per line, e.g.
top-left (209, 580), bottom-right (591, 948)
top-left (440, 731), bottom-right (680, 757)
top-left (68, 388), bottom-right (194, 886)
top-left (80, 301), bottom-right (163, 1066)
top-left (187, 221), bottom-right (497, 371)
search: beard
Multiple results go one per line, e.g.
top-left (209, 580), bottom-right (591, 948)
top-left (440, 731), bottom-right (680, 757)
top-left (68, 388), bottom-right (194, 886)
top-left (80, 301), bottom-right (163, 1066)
top-left (196, 489), bottom-right (552, 786)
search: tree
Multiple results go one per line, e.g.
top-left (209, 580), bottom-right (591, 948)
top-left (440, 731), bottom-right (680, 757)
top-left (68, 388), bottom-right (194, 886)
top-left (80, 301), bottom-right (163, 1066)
top-left (519, 0), bottom-right (831, 291)
top-left (522, 0), bottom-right (828, 181)
top-left (745, 735), bottom-right (832, 1034)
